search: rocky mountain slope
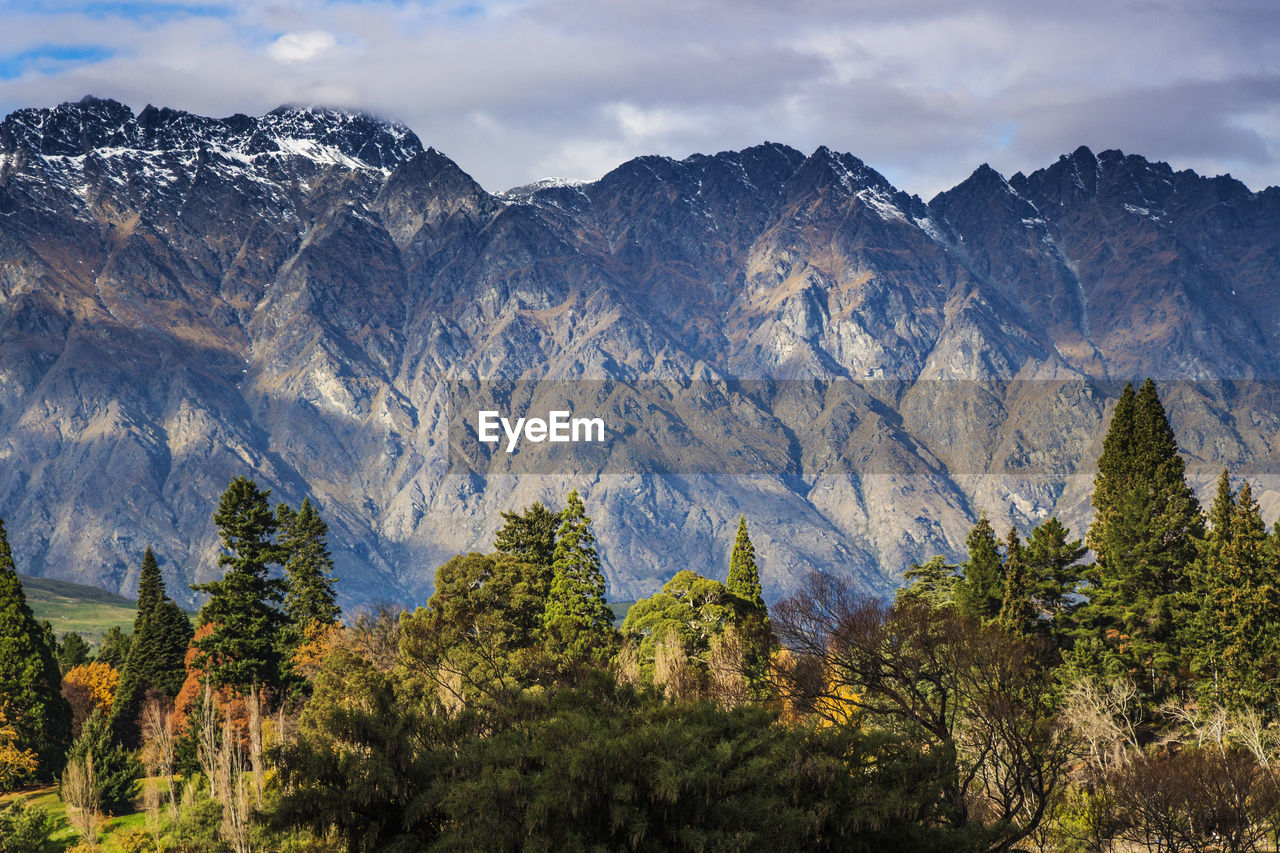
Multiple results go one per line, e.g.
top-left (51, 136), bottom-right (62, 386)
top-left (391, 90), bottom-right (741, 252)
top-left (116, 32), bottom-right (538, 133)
top-left (2, 96), bottom-right (1278, 607)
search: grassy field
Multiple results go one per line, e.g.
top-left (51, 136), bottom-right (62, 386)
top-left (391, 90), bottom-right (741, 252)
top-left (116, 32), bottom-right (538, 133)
top-left (19, 574), bottom-right (138, 647)
top-left (1, 783), bottom-right (155, 851)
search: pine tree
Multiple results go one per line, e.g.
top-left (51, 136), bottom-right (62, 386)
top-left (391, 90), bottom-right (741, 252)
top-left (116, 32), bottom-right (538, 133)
top-left (956, 513), bottom-right (1004, 623)
top-left (1186, 470), bottom-right (1235, 696)
top-left (542, 490), bottom-right (614, 667)
top-left (1024, 517), bottom-right (1087, 638)
top-left (1076, 379), bottom-right (1202, 700)
top-left (192, 477), bottom-right (286, 695)
top-left (1193, 481), bottom-right (1280, 709)
top-left (112, 549), bottom-right (194, 741)
top-left (282, 499), bottom-right (341, 635)
top-left (63, 708), bottom-right (139, 815)
top-left (0, 520), bottom-right (71, 780)
top-left (998, 528), bottom-right (1036, 636)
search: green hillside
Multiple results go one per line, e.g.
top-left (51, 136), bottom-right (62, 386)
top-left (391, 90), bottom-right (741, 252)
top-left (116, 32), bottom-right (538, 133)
top-left (18, 574), bottom-right (138, 645)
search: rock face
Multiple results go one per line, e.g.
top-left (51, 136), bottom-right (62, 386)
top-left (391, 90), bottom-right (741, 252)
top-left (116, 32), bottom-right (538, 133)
top-left (2, 96), bottom-right (1279, 607)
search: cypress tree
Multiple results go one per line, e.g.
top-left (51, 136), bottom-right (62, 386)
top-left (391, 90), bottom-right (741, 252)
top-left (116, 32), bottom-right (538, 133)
top-left (112, 549), bottom-right (194, 741)
top-left (726, 517), bottom-right (767, 617)
top-left (192, 477), bottom-right (286, 695)
top-left (956, 513), bottom-right (1004, 623)
top-left (725, 517), bottom-right (772, 693)
top-left (282, 499), bottom-right (341, 635)
top-left (1077, 379), bottom-right (1202, 700)
top-left (0, 520), bottom-right (71, 779)
top-left (542, 490), bottom-right (614, 667)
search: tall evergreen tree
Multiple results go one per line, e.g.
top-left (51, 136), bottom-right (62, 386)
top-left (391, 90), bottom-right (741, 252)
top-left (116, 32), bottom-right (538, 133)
top-left (282, 499), bottom-right (341, 634)
top-left (1023, 517), bottom-right (1087, 638)
top-left (495, 502), bottom-right (562, 581)
top-left (1186, 470), bottom-right (1235, 695)
top-left (63, 708), bottom-right (139, 815)
top-left (192, 477), bottom-right (286, 694)
top-left (998, 528), bottom-right (1036, 636)
top-left (0, 520), bottom-right (71, 779)
top-left (1076, 379), bottom-right (1202, 700)
top-left (112, 549), bottom-right (194, 741)
top-left (1193, 481), bottom-right (1280, 709)
top-left (542, 490), bottom-right (614, 667)
top-left (726, 517), bottom-right (767, 617)
top-left (956, 513), bottom-right (1004, 623)
top-left (724, 517), bottom-right (772, 693)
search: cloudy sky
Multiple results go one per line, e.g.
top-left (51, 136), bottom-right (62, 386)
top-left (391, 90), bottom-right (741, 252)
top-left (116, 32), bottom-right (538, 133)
top-left (0, 0), bottom-right (1276, 197)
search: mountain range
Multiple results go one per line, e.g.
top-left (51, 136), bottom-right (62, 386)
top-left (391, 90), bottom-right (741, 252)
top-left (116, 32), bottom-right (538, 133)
top-left (1, 95), bottom-right (1278, 608)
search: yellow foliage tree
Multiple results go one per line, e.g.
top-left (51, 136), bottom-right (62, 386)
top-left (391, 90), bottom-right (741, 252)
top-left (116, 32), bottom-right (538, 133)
top-left (0, 704), bottom-right (38, 790)
top-left (63, 662), bottom-right (121, 714)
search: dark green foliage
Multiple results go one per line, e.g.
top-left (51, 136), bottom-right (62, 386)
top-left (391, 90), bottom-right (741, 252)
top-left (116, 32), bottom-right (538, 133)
top-left (0, 800), bottom-right (59, 853)
top-left (1076, 379), bottom-right (1202, 699)
top-left (400, 552), bottom-right (550, 700)
top-left (95, 626), bottom-right (130, 670)
top-left (271, 645), bottom-right (448, 853)
top-left (273, 655), bottom-right (951, 852)
top-left (1190, 479), bottom-right (1280, 709)
top-left (281, 498), bottom-right (341, 634)
top-left (724, 516), bottom-right (772, 692)
top-left (494, 501), bottom-right (561, 579)
top-left (112, 548), bottom-right (194, 741)
top-left (899, 556), bottom-right (962, 609)
top-left (430, 683), bottom-right (950, 852)
top-left (0, 520), bottom-right (71, 780)
top-left (64, 707), bottom-right (140, 815)
top-left (542, 490), bottom-right (615, 668)
top-left (726, 516), bottom-right (766, 613)
top-left (1023, 517), bottom-right (1087, 635)
top-left (956, 513), bottom-right (1004, 623)
top-left (192, 476), bottom-right (287, 694)
top-left (998, 527), bottom-right (1036, 636)
top-left (56, 632), bottom-right (90, 673)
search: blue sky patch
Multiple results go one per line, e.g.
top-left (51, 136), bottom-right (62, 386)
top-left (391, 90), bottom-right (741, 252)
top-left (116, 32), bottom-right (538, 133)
top-left (0, 45), bottom-right (113, 81)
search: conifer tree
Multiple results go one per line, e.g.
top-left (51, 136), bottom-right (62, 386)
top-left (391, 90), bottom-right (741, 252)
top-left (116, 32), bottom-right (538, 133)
top-left (542, 490), bottom-right (614, 667)
top-left (495, 502), bottom-right (562, 581)
top-left (192, 477), bottom-right (286, 694)
top-left (726, 517), bottom-right (767, 617)
top-left (112, 549), bottom-right (194, 740)
top-left (1193, 481), bottom-right (1280, 709)
top-left (956, 513), bottom-right (1004, 623)
top-left (282, 499), bottom-right (341, 635)
top-left (998, 528), bottom-right (1036, 636)
top-left (725, 517), bottom-right (772, 693)
top-left (1023, 517), bottom-right (1087, 636)
top-left (63, 708), bottom-right (139, 815)
top-left (0, 520), bottom-right (71, 779)
top-left (1076, 379), bottom-right (1202, 699)
top-left (1186, 470), bottom-right (1235, 694)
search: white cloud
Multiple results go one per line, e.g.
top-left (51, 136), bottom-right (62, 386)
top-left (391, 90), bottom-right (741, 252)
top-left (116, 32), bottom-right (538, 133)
top-left (267, 30), bottom-right (336, 64)
top-left (0, 1), bottom-right (1276, 196)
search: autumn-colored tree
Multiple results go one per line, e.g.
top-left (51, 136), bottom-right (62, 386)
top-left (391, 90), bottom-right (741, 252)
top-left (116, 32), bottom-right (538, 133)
top-left (61, 662), bottom-right (119, 738)
top-left (0, 704), bottom-right (38, 791)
